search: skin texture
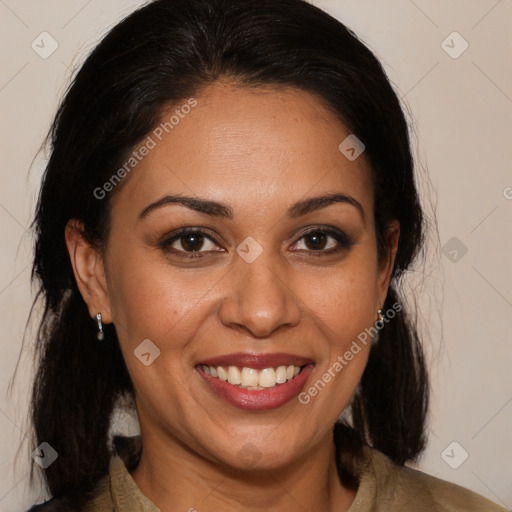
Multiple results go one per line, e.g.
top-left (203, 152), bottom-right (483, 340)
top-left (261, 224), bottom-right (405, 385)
top-left (66, 81), bottom-right (399, 512)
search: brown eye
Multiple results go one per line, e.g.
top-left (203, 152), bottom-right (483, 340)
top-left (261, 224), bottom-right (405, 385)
top-left (303, 231), bottom-right (328, 250)
top-left (292, 228), bottom-right (353, 255)
top-left (178, 232), bottom-right (206, 252)
top-left (159, 228), bottom-right (222, 257)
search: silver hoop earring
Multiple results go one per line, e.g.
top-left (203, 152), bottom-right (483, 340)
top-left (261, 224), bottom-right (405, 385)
top-left (96, 313), bottom-right (104, 341)
top-left (378, 309), bottom-right (384, 323)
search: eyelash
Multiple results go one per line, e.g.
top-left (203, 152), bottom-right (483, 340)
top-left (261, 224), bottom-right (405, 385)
top-left (159, 227), bottom-right (354, 259)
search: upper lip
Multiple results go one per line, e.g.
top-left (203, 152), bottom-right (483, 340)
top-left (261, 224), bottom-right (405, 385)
top-left (197, 352), bottom-right (314, 369)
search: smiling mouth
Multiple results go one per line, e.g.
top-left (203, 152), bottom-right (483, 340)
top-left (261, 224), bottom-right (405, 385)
top-left (198, 364), bottom-right (307, 390)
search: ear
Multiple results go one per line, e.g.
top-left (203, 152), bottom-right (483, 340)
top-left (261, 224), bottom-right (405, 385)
top-left (376, 219), bottom-right (400, 309)
top-left (65, 219), bottom-right (113, 323)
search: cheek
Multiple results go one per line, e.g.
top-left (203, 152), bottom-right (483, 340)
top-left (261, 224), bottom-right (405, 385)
top-left (105, 248), bottom-right (204, 341)
top-left (292, 264), bottom-right (377, 421)
top-left (104, 252), bottom-right (205, 407)
top-left (301, 257), bottom-right (379, 343)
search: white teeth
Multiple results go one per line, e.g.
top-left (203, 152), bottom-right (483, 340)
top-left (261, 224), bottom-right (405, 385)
top-left (217, 366), bottom-right (228, 381)
top-left (203, 364), bottom-right (305, 389)
top-left (259, 368), bottom-right (276, 388)
top-left (227, 366), bottom-right (241, 385)
top-left (275, 366), bottom-right (287, 384)
top-left (241, 367), bottom-right (259, 387)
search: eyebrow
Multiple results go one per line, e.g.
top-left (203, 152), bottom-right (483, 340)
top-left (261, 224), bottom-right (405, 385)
top-left (138, 192), bottom-right (364, 221)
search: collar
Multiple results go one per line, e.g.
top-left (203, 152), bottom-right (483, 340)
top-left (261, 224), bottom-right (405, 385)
top-left (109, 455), bottom-right (160, 511)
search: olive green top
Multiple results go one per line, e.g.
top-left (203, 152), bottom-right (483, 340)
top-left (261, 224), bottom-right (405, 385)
top-left (72, 446), bottom-right (505, 511)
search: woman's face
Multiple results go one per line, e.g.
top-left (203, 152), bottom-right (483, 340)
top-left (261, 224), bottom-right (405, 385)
top-left (80, 82), bottom-right (397, 470)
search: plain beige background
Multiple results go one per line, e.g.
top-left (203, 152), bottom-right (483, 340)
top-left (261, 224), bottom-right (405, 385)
top-left (1, 1), bottom-right (511, 510)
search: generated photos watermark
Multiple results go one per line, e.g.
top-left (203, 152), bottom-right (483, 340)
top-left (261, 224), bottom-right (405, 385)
top-left (93, 97), bottom-right (198, 200)
top-left (298, 302), bottom-right (402, 404)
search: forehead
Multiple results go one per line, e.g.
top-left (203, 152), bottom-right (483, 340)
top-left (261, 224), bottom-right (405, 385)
top-left (110, 82), bottom-right (373, 220)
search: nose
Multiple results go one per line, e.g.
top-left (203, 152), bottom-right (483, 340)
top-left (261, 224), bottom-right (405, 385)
top-left (218, 252), bottom-right (302, 338)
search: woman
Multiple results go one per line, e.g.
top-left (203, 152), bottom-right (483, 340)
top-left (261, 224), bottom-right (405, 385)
top-left (26, 0), bottom-right (506, 510)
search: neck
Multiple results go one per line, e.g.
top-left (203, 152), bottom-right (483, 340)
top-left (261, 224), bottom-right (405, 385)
top-left (130, 429), bottom-right (357, 512)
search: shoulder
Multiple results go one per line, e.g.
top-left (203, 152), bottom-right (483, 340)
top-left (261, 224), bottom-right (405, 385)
top-left (364, 447), bottom-right (507, 511)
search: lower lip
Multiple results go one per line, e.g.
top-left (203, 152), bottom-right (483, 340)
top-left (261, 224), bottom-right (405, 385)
top-left (197, 364), bottom-right (314, 411)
